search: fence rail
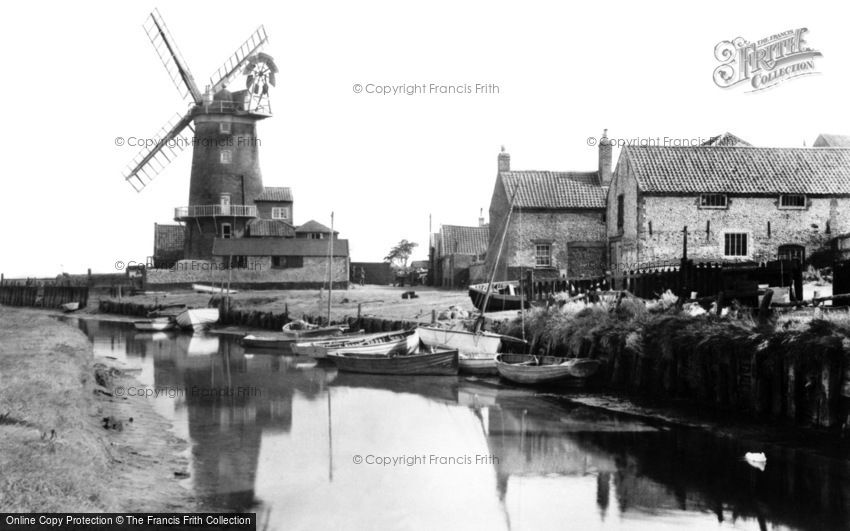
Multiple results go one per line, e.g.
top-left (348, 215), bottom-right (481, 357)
top-left (0, 285), bottom-right (89, 309)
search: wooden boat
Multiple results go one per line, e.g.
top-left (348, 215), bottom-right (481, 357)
top-left (469, 281), bottom-right (525, 312)
top-left (192, 283), bottom-right (238, 295)
top-left (61, 302), bottom-right (80, 313)
top-left (292, 329), bottom-right (418, 359)
top-left (458, 353), bottom-right (498, 375)
top-left (282, 320), bottom-right (346, 339)
top-left (133, 317), bottom-right (175, 331)
top-left (242, 329), bottom-right (357, 350)
top-left (495, 354), bottom-right (600, 385)
top-left (175, 308), bottom-right (220, 332)
top-left (417, 326), bottom-right (503, 353)
top-left (328, 347), bottom-right (459, 376)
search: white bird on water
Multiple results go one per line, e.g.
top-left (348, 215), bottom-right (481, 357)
top-left (744, 452), bottom-right (767, 471)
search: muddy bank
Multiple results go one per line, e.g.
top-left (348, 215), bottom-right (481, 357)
top-left (0, 308), bottom-right (195, 511)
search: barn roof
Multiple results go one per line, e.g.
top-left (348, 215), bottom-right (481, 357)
top-left (439, 225), bottom-right (489, 256)
top-left (255, 187), bottom-right (293, 202)
top-left (247, 218), bottom-right (295, 237)
top-left (813, 134), bottom-right (850, 147)
top-left (499, 171), bottom-right (606, 209)
top-left (296, 220), bottom-right (337, 234)
top-left (213, 238), bottom-right (349, 257)
top-left (623, 146), bottom-right (850, 195)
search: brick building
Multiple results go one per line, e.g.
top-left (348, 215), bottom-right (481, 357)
top-left (606, 142), bottom-right (850, 273)
top-left (484, 142), bottom-right (609, 282)
top-left (432, 224), bottom-right (490, 287)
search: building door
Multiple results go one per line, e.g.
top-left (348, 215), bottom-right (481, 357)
top-left (778, 244), bottom-right (805, 264)
top-left (220, 194), bottom-right (231, 215)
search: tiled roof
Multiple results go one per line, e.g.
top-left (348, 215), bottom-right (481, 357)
top-left (500, 171), bottom-right (606, 209)
top-left (624, 146), bottom-right (850, 195)
top-left (701, 132), bottom-right (751, 147)
top-left (814, 134), bottom-right (850, 147)
top-left (295, 220), bottom-right (336, 234)
top-left (247, 218), bottom-right (295, 237)
top-left (255, 187), bottom-right (293, 202)
top-left (153, 224), bottom-right (184, 251)
top-left (439, 225), bottom-right (489, 256)
top-left (213, 238), bottom-right (349, 257)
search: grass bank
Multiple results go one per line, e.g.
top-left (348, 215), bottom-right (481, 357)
top-left (0, 308), bottom-right (194, 511)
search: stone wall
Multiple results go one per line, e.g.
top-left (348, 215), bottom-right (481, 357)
top-left (146, 256), bottom-right (349, 289)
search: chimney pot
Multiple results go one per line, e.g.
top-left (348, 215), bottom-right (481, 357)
top-left (498, 146), bottom-right (510, 172)
top-left (598, 129), bottom-right (612, 186)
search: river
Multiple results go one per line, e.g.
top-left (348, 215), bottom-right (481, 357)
top-left (64, 318), bottom-right (850, 531)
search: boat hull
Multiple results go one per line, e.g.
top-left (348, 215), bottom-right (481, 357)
top-left (417, 326), bottom-right (503, 353)
top-left (192, 284), bottom-right (238, 295)
top-left (329, 349), bottom-right (459, 376)
top-left (458, 355), bottom-right (498, 375)
top-left (495, 354), bottom-right (600, 385)
top-left (292, 330), bottom-right (417, 359)
top-left (468, 282), bottom-right (525, 312)
top-left (243, 330), bottom-right (360, 350)
top-left (61, 302), bottom-right (80, 312)
top-left (176, 308), bottom-right (220, 332)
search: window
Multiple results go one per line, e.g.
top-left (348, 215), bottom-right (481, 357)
top-left (699, 194), bottom-right (728, 208)
top-left (271, 207), bottom-right (290, 220)
top-left (219, 122), bottom-right (231, 134)
top-left (779, 194), bottom-right (806, 209)
top-left (220, 150), bottom-right (232, 164)
top-left (724, 232), bottom-right (748, 257)
top-left (221, 223), bottom-right (232, 239)
top-left (271, 256), bottom-right (304, 269)
top-left (616, 194), bottom-right (624, 231)
top-left (220, 194), bottom-right (231, 215)
top-left (535, 244), bottom-right (552, 267)
top-left (309, 233), bottom-right (324, 240)
top-left (778, 244), bottom-right (805, 263)
top-left (226, 256), bottom-right (247, 269)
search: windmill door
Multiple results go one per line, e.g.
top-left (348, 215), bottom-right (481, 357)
top-left (220, 194), bottom-right (231, 216)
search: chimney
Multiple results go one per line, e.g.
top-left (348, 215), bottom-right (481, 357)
top-left (598, 129), bottom-right (612, 186)
top-left (479, 208), bottom-right (485, 227)
top-left (498, 145), bottom-right (510, 172)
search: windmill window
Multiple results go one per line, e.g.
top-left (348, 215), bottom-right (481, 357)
top-left (699, 194), bottom-right (728, 208)
top-left (219, 122), bottom-right (231, 134)
top-left (221, 223), bottom-right (232, 239)
top-left (723, 232), bottom-right (748, 257)
top-left (271, 207), bottom-right (290, 220)
top-left (779, 194), bottom-right (806, 209)
top-left (220, 150), bottom-right (232, 164)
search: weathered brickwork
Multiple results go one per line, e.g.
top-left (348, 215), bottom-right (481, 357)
top-left (146, 256), bottom-right (348, 287)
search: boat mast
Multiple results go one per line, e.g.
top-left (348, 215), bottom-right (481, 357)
top-left (475, 184), bottom-right (520, 332)
top-left (326, 212), bottom-right (334, 324)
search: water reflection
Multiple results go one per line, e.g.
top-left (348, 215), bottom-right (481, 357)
top-left (67, 318), bottom-right (850, 531)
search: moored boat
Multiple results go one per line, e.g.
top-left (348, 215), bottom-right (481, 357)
top-left (328, 347), bottom-right (459, 376)
top-left (468, 281), bottom-right (525, 312)
top-left (175, 308), bottom-right (220, 332)
top-left (495, 354), bottom-right (600, 385)
top-left (292, 329), bottom-right (418, 359)
top-left (282, 320), bottom-right (346, 339)
top-left (417, 326), bottom-right (503, 353)
top-left (133, 317), bottom-right (176, 331)
top-left (242, 328), bottom-right (361, 350)
top-left (458, 353), bottom-right (498, 375)
top-left (192, 283), bottom-right (238, 295)
top-left (61, 302), bottom-right (80, 313)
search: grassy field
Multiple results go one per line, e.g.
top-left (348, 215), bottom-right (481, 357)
top-left (0, 308), bottom-right (194, 511)
top-left (91, 284), bottom-right (480, 323)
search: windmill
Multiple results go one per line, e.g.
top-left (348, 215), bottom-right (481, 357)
top-left (122, 9), bottom-right (278, 259)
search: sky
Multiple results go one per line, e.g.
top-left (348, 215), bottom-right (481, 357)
top-left (1, 0), bottom-right (848, 277)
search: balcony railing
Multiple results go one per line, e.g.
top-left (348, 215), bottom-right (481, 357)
top-left (174, 204), bottom-right (257, 219)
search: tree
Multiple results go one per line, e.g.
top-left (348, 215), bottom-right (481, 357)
top-left (384, 239), bottom-right (418, 268)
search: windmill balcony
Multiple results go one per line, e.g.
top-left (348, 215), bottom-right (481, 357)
top-left (174, 204), bottom-right (257, 220)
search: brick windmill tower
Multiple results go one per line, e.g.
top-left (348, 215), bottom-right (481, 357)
top-left (122, 9), bottom-right (278, 259)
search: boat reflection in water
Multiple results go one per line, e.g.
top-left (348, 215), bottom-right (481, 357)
top-left (65, 317), bottom-right (850, 531)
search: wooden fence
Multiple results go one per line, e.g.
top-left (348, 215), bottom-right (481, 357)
top-left (523, 272), bottom-right (609, 302)
top-left (616, 259), bottom-right (803, 302)
top-left (0, 285), bottom-right (89, 309)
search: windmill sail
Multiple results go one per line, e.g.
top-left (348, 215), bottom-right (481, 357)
top-left (122, 112), bottom-right (194, 192)
top-left (144, 9), bottom-right (203, 104)
top-left (208, 26), bottom-right (269, 94)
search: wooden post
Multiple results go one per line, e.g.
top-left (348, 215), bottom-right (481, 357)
top-left (431, 309), bottom-right (436, 324)
top-left (357, 303), bottom-right (362, 328)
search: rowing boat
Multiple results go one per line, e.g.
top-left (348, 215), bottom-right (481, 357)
top-left (282, 320), bottom-right (346, 339)
top-left (133, 317), bottom-right (176, 331)
top-left (468, 281), bottom-right (525, 312)
top-left (192, 283), bottom-right (238, 295)
top-left (328, 347), bottom-right (458, 376)
top-left (61, 302), bottom-right (80, 313)
top-left (495, 354), bottom-right (600, 386)
top-left (242, 329), bottom-right (361, 350)
top-left (417, 326), bottom-right (503, 353)
top-left (175, 308), bottom-right (220, 332)
top-left (292, 329), bottom-right (418, 359)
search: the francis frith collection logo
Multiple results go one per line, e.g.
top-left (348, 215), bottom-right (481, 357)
top-left (713, 28), bottom-right (822, 92)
